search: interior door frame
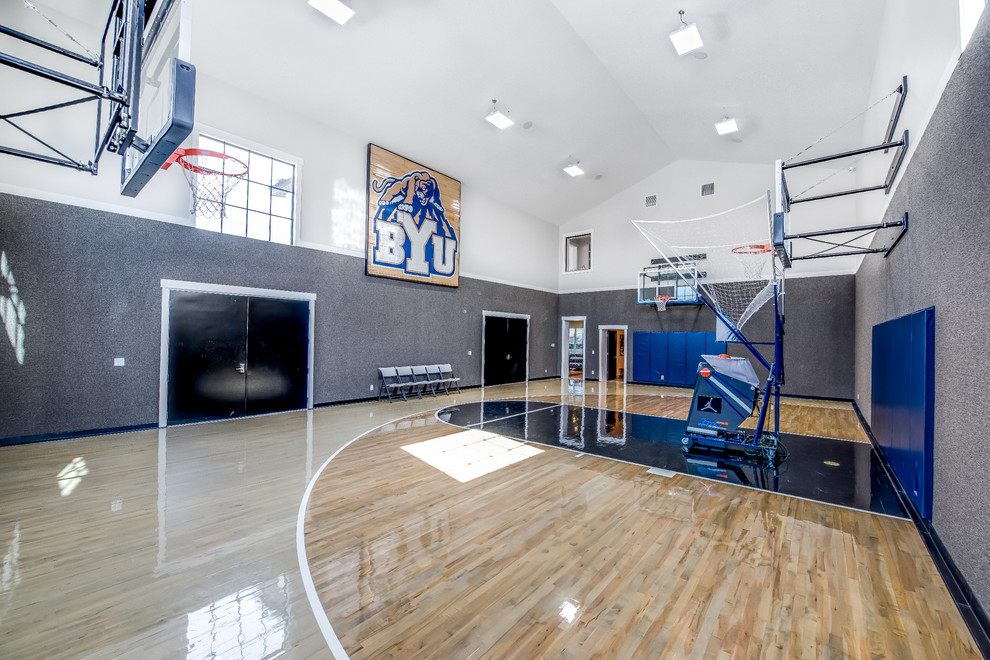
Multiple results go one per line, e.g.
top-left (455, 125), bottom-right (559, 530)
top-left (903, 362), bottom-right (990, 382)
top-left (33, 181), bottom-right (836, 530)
top-left (159, 279), bottom-right (317, 427)
top-left (560, 316), bottom-right (586, 380)
top-left (481, 310), bottom-right (530, 387)
top-left (597, 324), bottom-right (628, 384)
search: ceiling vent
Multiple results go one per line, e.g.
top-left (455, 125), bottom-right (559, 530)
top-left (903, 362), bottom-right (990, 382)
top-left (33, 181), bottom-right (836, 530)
top-left (701, 182), bottom-right (715, 196)
top-left (645, 194), bottom-right (657, 208)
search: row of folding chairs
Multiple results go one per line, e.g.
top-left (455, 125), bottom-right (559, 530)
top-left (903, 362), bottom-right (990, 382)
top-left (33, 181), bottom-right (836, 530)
top-left (378, 364), bottom-right (461, 402)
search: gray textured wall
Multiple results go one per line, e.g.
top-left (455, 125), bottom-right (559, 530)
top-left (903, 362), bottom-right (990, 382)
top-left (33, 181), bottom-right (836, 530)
top-left (0, 193), bottom-right (558, 440)
top-left (560, 274), bottom-right (855, 399)
top-left (854, 12), bottom-right (990, 610)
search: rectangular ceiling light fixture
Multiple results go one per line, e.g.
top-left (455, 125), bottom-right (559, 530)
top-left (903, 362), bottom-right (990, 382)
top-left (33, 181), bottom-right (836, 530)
top-left (308, 0), bottom-right (355, 25)
top-left (715, 118), bottom-right (739, 135)
top-left (485, 110), bottom-right (514, 130)
top-left (669, 22), bottom-right (703, 55)
top-left (563, 163), bottom-right (585, 177)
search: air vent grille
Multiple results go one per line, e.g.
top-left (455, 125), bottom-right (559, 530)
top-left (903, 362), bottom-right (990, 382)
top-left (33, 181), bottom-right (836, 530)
top-left (645, 194), bottom-right (657, 207)
top-left (701, 182), bottom-right (715, 196)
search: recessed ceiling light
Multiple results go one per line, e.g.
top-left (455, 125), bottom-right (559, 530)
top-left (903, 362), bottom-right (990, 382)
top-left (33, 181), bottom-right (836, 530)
top-left (485, 99), bottom-right (514, 129)
top-left (308, 0), bottom-right (355, 26)
top-left (563, 162), bottom-right (585, 177)
top-left (715, 117), bottom-right (739, 135)
top-left (669, 10), bottom-right (703, 56)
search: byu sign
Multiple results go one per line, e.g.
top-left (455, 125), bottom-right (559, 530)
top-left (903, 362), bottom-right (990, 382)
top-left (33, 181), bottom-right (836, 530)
top-left (366, 145), bottom-right (460, 287)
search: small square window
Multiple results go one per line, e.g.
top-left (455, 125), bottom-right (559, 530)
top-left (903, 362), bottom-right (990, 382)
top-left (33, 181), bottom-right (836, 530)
top-left (565, 233), bottom-right (592, 272)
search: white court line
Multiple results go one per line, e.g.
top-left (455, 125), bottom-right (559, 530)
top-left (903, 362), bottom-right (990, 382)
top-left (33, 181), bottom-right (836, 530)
top-left (298, 397), bottom-right (906, 657)
top-left (297, 396), bottom-right (545, 657)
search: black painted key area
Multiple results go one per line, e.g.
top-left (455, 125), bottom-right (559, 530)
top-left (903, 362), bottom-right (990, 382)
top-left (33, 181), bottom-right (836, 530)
top-left (437, 401), bottom-right (906, 518)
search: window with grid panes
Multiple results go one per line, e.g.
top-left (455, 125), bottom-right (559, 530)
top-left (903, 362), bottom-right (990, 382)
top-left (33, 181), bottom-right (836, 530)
top-left (196, 135), bottom-right (297, 245)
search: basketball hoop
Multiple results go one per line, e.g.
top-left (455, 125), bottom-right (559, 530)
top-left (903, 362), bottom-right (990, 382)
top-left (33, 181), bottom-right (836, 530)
top-left (164, 148), bottom-right (248, 219)
top-left (731, 243), bottom-right (774, 281)
top-left (653, 294), bottom-right (673, 311)
top-left (731, 244), bottom-right (774, 255)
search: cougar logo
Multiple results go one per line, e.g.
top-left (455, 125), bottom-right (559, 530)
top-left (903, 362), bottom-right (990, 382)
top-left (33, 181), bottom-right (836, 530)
top-left (371, 170), bottom-right (458, 278)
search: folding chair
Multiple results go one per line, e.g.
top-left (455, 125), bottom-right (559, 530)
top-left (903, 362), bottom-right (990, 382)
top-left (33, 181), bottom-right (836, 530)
top-left (378, 367), bottom-right (407, 402)
top-left (439, 364), bottom-right (461, 393)
top-left (426, 364), bottom-right (451, 394)
top-left (395, 366), bottom-right (423, 399)
top-left (412, 365), bottom-right (436, 397)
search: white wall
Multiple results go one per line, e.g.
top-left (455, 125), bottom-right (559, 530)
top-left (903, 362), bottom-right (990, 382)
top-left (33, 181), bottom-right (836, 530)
top-left (556, 159), bottom-right (861, 292)
top-left (0, 50), bottom-right (559, 291)
top-left (855, 0), bottom-right (963, 225)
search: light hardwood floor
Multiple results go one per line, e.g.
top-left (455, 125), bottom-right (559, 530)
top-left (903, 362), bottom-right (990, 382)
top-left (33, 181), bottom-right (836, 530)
top-left (0, 380), bottom-right (976, 658)
top-left (303, 382), bottom-right (979, 659)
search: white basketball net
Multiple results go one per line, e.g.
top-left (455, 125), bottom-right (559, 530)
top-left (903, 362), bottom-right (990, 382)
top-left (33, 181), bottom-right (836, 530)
top-left (178, 153), bottom-right (247, 219)
top-left (633, 191), bottom-right (778, 332)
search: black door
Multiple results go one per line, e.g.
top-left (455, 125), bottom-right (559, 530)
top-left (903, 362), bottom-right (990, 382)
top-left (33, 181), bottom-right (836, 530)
top-left (168, 291), bottom-right (248, 424)
top-left (246, 298), bottom-right (310, 415)
top-left (167, 291), bottom-right (310, 424)
top-left (484, 316), bottom-right (528, 386)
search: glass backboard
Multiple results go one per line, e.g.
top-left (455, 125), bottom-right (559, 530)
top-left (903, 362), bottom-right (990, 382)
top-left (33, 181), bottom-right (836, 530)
top-left (637, 263), bottom-right (700, 305)
top-left (119, 0), bottom-right (195, 196)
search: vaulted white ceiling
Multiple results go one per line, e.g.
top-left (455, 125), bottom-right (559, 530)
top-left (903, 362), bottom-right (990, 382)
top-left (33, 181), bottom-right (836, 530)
top-left (12, 1), bottom-right (919, 228)
top-left (187, 0), bottom-right (890, 225)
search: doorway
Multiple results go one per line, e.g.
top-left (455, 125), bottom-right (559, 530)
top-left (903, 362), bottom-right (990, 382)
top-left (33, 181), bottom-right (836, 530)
top-left (160, 281), bottom-right (315, 426)
top-left (561, 316), bottom-right (586, 380)
top-left (483, 312), bottom-right (529, 386)
top-left (598, 325), bottom-right (627, 383)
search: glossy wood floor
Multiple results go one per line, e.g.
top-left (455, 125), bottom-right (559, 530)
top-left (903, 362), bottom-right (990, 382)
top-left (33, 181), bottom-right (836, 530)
top-left (0, 380), bottom-right (976, 658)
top-left (302, 381), bottom-right (979, 659)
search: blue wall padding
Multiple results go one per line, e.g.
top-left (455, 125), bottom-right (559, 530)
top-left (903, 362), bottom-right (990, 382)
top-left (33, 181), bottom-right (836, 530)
top-left (633, 331), bottom-right (719, 386)
top-left (871, 307), bottom-right (935, 519)
top-left (667, 332), bottom-right (687, 385)
top-left (650, 333), bottom-right (668, 382)
top-left (633, 333), bottom-right (651, 382)
top-left (685, 333), bottom-right (707, 380)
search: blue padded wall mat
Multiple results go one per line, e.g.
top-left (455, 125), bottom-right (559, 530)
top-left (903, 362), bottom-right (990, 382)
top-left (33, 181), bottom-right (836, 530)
top-left (871, 307), bottom-right (935, 519)
top-left (632, 332), bottom-right (651, 382)
top-left (667, 332), bottom-right (687, 385)
top-left (633, 331), bottom-right (723, 386)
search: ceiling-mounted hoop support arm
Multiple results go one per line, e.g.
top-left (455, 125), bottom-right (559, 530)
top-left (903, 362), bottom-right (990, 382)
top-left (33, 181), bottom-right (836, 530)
top-left (777, 75), bottom-right (909, 210)
top-left (884, 76), bottom-right (908, 149)
top-left (782, 213), bottom-right (908, 261)
top-left (781, 129), bottom-right (908, 205)
top-left (0, 23), bottom-right (99, 67)
top-left (0, 0), bottom-right (143, 175)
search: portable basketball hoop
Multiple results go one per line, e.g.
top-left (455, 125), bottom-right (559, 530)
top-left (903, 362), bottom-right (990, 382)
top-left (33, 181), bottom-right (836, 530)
top-left (653, 294), bottom-right (673, 311)
top-left (164, 148), bottom-right (248, 219)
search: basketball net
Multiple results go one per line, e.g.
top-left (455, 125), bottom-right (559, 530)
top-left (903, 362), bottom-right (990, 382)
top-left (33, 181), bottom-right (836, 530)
top-left (632, 191), bottom-right (777, 332)
top-left (654, 294), bottom-right (672, 312)
top-left (166, 148), bottom-right (248, 219)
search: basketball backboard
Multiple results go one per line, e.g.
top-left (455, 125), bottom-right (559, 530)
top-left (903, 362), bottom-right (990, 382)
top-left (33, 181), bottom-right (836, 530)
top-left (119, 0), bottom-right (195, 196)
top-left (0, 0), bottom-right (193, 194)
top-left (636, 263), bottom-right (700, 306)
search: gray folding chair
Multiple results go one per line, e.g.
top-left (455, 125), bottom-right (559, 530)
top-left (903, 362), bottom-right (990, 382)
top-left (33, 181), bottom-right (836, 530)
top-left (426, 364), bottom-right (451, 394)
top-left (412, 365), bottom-right (436, 397)
top-left (378, 367), bottom-right (407, 402)
top-left (439, 364), bottom-right (461, 393)
top-left (395, 366), bottom-right (423, 399)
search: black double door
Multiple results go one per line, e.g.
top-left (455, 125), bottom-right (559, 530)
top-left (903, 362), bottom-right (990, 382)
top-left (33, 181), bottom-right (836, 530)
top-left (167, 291), bottom-right (310, 424)
top-left (483, 316), bottom-right (528, 386)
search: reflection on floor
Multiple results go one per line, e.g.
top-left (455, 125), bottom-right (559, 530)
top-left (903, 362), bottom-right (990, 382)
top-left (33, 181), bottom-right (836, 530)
top-left (438, 400), bottom-right (905, 517)
top-left (302, 384), bottom-right (981, 658)
top-left (0, 379), bottom-right (977, 659)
